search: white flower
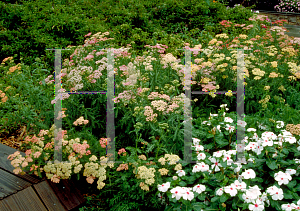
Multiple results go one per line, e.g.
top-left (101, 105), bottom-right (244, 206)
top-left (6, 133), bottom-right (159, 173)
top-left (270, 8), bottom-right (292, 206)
top-left (192, 138), bottom-right (201, 145)
top-left (241, 169), bottom-right (256, 179)
top-left (274, 171), bottom-right (292, 185)
top-left (253, 142), bottom-right (264, 155)
top-left (276, 121), bottom-right (285, 128)
top-left (196, 162), bottom-right (210, 172)
top-left (193, 184), bottom-right (206, 194)
top-left (216, 187), bottom-right (224, 196)
top-left (177, 170), bottom-right (186, 177)
top-left (232, 180), bottom-right (247, 191)
top-left (192, 144), bottom-right (204, 151)
top-left (213, 150), bottom-right (224, 158)
top-left (248, 199), bottom-right (264, 211)
top-left (271, 187), bottom-right (284, 200)
top-left (285, 169), bottom-right (296, 176)
top-left (224, 117), bottom-right (233, 123)
top-left (181, 188), bottom-right (194, 201)
top-left (281, 203), bottom-right (295, 211)
top-left (224, 184), bottom-right (238, 197)
top-left (157, 193), bottom-right (166, 205)
top-left (266, 185), bottom-right (279, 195)
top-left (197, 152), bottom-right (206, 160)
top-left (237, 120), bottom-right (247, 127)
top-left (247, 128), bottom-right (257, 132)
top-left (158, 182), bottom-right (170, 192)
top-left (170, 187), bottom-right (184, 200)
top-left (246, 185), bottom-right (262, 200)
top-left (225, 124), bottom-right (235, 133)
top-left (208, 157), bottom-right (222, 172)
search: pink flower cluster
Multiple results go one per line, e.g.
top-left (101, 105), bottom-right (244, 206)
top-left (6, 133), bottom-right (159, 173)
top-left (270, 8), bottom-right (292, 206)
top-left (116, 163), bottom-right (129, 171)
top-left (118, 148), bottom-right (127, 156)
top-left (99, 138), bottom-right (109, 148)
top-left (72, 143), bottom-right (91, 158)
top-left (73, 116), bottom-right (89, 126)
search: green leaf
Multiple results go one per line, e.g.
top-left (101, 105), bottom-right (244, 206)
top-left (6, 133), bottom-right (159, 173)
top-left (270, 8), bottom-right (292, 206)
top-left (282, 148), bottom-right (289, 154)
top-left (211, 196), bottom-right (219, 202)
top-left (284, 190), bottom-right (294, 199)
top-left (287, 180), bottom-right (297, 189)
top-left (295, 184), bottom-right (300, 192)
top-left (178, 181), bottom-right (187, 187)
top-left (220, 194), bottom-right (229, 203)
top-left (266, 159), bottom-right (277, 170)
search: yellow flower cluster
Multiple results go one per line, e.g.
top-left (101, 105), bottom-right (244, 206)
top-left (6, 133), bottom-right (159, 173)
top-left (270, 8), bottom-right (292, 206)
top-left (208, 39), bottom-right (218, 45)
top-left (281, 46), bottom-right (296, 57)
top-left (278, 85), bottom-right (286, 92)
top-left (252, 68), bottom-right (265, 80)
top-left (286, 62), bottom-right (300, 80)
top-left (270, 61), bottom-right (278, 68)
top-left (239, 34), bottom-right (248, 39)
top-left (258, 95), bottom-right (271, 109)
top-left (215, 33), bottom-right (229, 39)
top-left (212, 53), bottom-right (225, 65)
top-left (158, 168), bottom-right (169, 176)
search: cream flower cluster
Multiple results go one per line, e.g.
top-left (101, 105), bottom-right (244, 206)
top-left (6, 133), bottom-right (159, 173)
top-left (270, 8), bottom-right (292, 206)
top-left (73, 116), bottom-right (89, 126)
top-left (252, 68), bottom-right (266, 80)
top-left (136, 166), bottom-right (156, 191)
top-left (158, 168), bottom-right (169, 176)
top-left (215, 33), bottom-right (229, 39)
top-left (287, 62), bottom-right (300, 80)
top-left (43, 161), bottom-right (73, 181)
top-left (151, 100), bottom-right (168, 112)
top-left (158, 153), bottom-right (181, 165)
top-left (161, 53), bottom-right (178, 67)
top-left (264, 45), bottom-right (278, 57)
top-left (281, 46), bottom-right (297, 57)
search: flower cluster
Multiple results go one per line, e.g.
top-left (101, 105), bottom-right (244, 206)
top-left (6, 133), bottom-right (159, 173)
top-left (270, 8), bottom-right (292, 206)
top-left (73, 116), bottom-right (89, 126)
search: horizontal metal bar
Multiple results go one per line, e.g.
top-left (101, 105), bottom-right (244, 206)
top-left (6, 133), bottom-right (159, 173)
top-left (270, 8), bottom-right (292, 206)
top-left (59, 91), bottom-right (106, 94)
top-left (191, 91), bottom-right (237, 94)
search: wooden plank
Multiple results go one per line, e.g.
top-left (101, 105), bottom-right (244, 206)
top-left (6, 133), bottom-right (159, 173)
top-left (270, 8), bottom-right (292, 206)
top-left (33, 180), bottom-right (67, 211)
top-left (0, 168), bottom-right (32, 199)
top-left (0, 186), bottom-right (47, 211)
top-left (0, 143), bottom-right (42, 184)
top-left (46, 179), bottom-right (86, 210)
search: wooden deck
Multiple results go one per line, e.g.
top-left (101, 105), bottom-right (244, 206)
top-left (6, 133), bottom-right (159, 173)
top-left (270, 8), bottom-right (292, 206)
top-left (0, 143), bottom-right (86, 211)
